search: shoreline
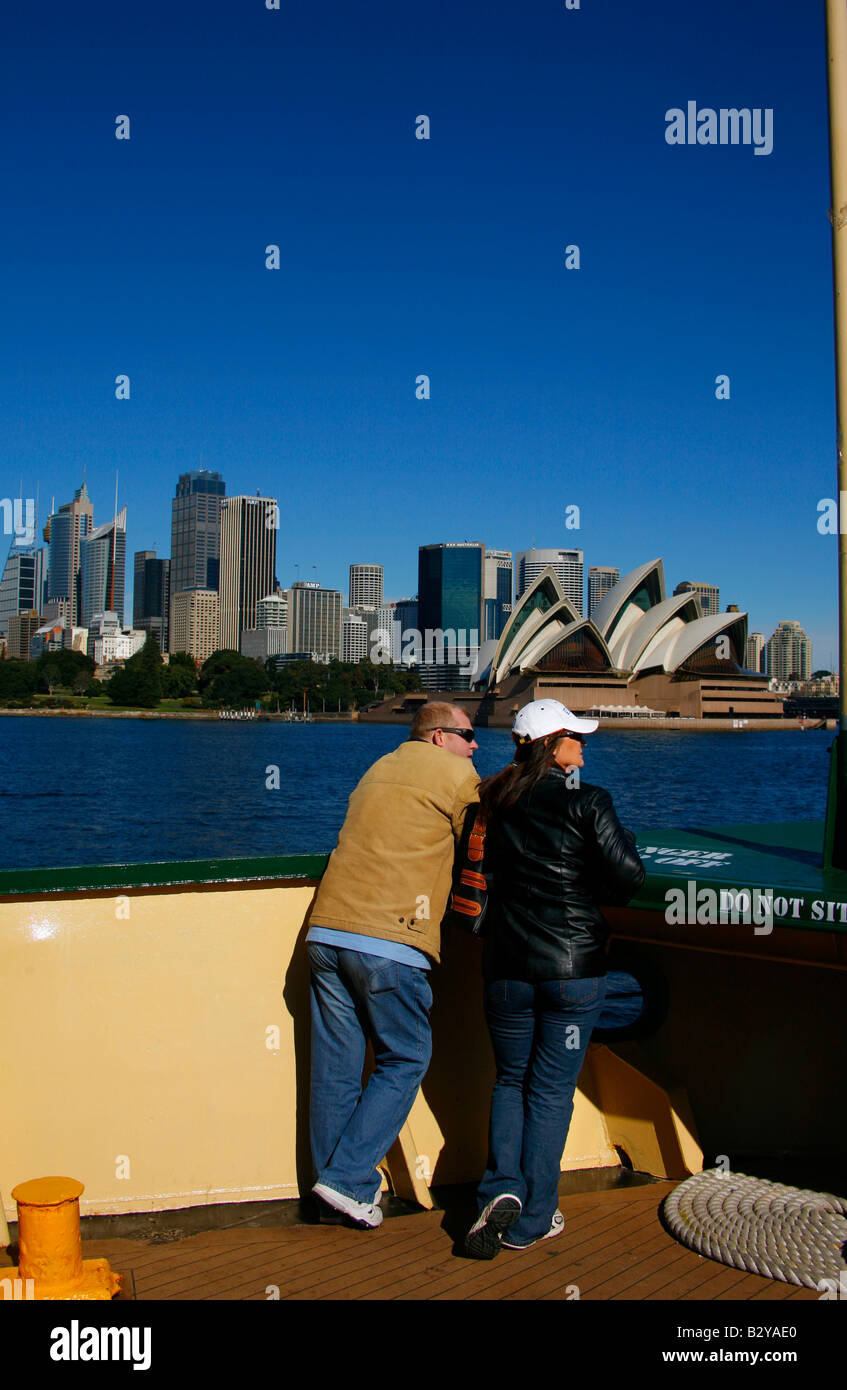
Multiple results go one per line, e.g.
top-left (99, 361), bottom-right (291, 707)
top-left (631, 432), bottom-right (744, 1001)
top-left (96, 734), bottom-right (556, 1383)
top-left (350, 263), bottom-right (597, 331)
top-left (0, 708), bottom-right (833, 732)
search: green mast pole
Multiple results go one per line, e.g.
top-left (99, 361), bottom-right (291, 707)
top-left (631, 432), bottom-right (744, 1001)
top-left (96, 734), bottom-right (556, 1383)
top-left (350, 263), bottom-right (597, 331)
top-left (825, 0), bottom-right (847, 868)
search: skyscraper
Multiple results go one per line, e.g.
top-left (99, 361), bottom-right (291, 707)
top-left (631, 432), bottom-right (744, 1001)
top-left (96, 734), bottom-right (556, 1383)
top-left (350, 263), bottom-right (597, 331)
top-left (375, 597), bottom-right (418, 664)
top-left (256, 593), bottom-right (288, 630)
top-left (673, 581), bottom-right (720, 617)
top-left (418, 542), bottom-right (484, 689)
top-left (588, 566), bottom-right (620, 617)
top-left (349, 564), bottom-right (384, 610)
top-left (342, 610), bottom-right (369, 663)
top-left (218, 495), bottom-right (277, 652)
top-left (133, 550), bottom-right (170, 651)
top-left (516, 548), bottom-right (583, 616)
top-left (168, 470), bottom-right (225, 651)
top-left (80, 508), bottom-right (127, 628)
top-left (0, 546), bottom-right (45, 638)
top-left (47, 481), bottom-right (94, 625)
top-left (170, 589), bottom-right (219, 665)
top-left (287, 581), bottom-right (342, 660)
top-left (241, 591), bottom-right (288, 660)
top-left (765, 621), bottom-right (812, 681)
top-left (7, 611), bottom-right (41, 660)
top-left (483, 549), bottom-right (513, 643)
top-left (745, 632), bottom-right (765, 673)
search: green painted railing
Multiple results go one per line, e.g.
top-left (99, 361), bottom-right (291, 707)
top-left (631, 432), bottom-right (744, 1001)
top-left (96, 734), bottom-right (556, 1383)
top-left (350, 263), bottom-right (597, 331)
top-left (1, 821), bottom-right (845, 933)
top-left (0, 853), bottom-right (329, 896)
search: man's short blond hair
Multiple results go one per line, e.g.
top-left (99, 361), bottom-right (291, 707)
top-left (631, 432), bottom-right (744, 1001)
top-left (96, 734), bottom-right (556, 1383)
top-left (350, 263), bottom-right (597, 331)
top-left (410, 702), bottom-right (468, 741)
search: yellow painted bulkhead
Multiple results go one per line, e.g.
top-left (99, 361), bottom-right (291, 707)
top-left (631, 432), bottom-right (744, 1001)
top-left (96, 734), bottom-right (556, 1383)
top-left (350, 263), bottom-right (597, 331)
top-left (0, 877), bottom-right (701, 1222)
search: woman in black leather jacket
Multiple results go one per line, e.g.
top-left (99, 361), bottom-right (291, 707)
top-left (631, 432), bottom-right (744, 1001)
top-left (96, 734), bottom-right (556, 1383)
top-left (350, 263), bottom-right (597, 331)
top-left (465, 699), bottom-right (645, 1259)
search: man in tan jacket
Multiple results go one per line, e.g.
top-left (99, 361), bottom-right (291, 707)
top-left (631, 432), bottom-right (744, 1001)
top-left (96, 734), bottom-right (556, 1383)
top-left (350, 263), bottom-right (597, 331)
top-left (307, 701), bottom-right (480, 1228)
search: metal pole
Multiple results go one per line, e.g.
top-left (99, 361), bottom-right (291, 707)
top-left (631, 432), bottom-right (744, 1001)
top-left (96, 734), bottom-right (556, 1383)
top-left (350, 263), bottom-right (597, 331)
top-left (826, 0), bottom-right (847, 866)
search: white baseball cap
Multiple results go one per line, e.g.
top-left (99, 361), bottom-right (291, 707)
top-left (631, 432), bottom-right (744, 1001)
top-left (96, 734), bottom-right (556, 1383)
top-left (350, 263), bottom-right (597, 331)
top-left (512, 699), bottom-right (599, 744)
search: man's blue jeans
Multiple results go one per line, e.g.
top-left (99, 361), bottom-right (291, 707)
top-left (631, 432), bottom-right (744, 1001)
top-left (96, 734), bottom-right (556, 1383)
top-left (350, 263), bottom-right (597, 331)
top-left (308, 941), bottom-right (433, 1204)
top-left (477, 975), bottom-right (608, 1244)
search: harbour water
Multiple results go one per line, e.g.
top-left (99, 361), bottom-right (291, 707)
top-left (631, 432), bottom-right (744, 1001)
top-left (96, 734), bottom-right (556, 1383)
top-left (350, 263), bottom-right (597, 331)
top-left (0, 718), bottom-right (832, 872)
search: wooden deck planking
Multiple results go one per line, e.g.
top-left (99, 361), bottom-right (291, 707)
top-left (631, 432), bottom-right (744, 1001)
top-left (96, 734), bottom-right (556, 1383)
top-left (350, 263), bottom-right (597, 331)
top-left (622, 1249), bottom-right (702, 1300)
top-left (545, 1193), bottom-right (677, 1298)
top-left (412, 1201), bottom-right (618, 1302)
top-left (493, 1202), bottom-right (680, 1302)
top-left (2, 1185), bottom-right (820, 1301)
top-left (285, 1227), bottom-right (450, 1300)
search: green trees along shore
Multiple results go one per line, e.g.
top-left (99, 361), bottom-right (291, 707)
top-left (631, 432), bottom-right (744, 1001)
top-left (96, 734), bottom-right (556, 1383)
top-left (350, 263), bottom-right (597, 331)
top-left (0, 634), bottom-right (422, 713)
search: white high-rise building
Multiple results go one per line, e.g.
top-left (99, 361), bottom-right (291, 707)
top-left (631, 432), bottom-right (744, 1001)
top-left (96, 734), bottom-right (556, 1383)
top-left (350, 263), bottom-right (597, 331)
top-left (516, 548), bottom-right (583, 616)
top-left (349, 564), bottom-right (383, 610)
top-left (256, 592), bottom-right (288, 629)
top-left (342, 611), bottom-right (369, 663)
top-left (765, 621), bottom-right (812, 682)
top-left (80, 508), bottom-right (127, 629)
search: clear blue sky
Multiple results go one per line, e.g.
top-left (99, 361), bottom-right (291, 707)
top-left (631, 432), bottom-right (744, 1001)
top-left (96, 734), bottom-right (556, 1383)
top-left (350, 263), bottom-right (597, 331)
top-left (0, 0), bottom-right (840, 666)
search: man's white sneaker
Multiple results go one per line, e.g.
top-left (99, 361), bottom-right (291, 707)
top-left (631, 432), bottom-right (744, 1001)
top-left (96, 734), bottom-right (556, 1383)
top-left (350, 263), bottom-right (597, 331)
top-left (312, 1182), bottom-right (384, 1229)
top-left (464, 1194), bottom-right (522, 1260)
top-left (501, 1209), bottom-right (565, 1248)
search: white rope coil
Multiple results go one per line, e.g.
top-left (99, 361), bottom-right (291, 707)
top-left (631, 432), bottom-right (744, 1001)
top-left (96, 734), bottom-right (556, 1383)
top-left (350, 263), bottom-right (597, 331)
top-left (663, 1170), bottom-right (847, 1288)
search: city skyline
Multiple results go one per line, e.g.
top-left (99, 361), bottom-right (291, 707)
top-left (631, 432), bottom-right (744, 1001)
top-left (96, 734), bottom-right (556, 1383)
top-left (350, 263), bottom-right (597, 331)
top-left (0, 0), bottom-right (840, 669)
top-left (0, 468), bottom-right (829, 671)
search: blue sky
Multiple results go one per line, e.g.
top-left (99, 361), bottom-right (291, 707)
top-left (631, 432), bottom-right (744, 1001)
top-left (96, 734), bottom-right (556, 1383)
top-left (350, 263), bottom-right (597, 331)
top-left (0, 0), bottom-right (840, 665)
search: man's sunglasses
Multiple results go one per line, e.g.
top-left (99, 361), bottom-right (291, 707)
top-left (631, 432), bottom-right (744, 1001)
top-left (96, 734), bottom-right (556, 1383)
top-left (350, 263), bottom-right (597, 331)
top-left (438, 727), bottom-right (476, 743)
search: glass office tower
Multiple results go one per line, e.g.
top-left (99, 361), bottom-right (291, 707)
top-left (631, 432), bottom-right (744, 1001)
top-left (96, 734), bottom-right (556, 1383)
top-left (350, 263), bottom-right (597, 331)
top-left (417, 542), bottom-right (484, 689)
top-left (47, 481), bottom-right (94, 625)
top-left (0, 546), bottom-right (45, 638)
top-left (169, 470), bottom-right (225, 650)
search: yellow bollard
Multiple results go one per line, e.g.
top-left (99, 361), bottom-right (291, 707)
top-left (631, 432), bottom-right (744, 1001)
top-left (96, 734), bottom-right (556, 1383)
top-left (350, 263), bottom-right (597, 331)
top-left (0, 1177), bottom-right (121, 1300)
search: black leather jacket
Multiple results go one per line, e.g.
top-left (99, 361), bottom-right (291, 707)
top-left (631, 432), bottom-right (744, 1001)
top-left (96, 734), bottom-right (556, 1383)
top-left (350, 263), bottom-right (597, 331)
top-left (482, 766), bottom-right (645, 983)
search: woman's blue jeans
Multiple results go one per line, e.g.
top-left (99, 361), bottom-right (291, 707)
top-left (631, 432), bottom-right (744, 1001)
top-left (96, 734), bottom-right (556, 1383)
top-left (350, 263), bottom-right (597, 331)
top-left (308, 942), bottom-right (433, 1204)
top-left (477, 975), bottom-right (607, 1244)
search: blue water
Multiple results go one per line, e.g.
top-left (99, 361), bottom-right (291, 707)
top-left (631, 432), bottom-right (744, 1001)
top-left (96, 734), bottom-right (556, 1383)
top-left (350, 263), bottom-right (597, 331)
top-left (0, 718), bottom-right (832, 871)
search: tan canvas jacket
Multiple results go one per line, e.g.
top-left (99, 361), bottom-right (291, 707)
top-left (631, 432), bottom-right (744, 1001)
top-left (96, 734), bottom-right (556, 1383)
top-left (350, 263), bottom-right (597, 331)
top-left (307, 739), bottom-right (480, 963)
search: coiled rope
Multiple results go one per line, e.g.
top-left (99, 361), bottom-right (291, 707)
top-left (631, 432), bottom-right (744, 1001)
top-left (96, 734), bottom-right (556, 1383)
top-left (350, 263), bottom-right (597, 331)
top-left (663, 1170), bottom-right (847, 1289)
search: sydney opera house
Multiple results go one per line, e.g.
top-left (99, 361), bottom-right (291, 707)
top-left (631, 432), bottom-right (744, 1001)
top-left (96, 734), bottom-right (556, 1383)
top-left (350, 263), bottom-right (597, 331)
top-left (469, 558), bottom-right (784, 723)
top-left (377, 558), bottom-right (786, 726)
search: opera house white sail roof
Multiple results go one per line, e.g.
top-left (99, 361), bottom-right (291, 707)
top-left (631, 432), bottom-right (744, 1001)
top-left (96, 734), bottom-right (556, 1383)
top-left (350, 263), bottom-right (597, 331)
top-left (474, 558), bottom-right (748, 690)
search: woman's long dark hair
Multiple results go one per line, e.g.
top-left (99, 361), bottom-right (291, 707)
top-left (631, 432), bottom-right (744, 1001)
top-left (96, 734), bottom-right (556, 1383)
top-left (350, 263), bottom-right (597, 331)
top-left (478, 732), bottom-right (570, 820)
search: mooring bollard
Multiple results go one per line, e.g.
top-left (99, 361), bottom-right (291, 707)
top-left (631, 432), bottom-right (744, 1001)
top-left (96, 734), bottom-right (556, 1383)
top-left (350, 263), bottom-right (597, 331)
top-left (0, 1176), bottom-right (121, 1300)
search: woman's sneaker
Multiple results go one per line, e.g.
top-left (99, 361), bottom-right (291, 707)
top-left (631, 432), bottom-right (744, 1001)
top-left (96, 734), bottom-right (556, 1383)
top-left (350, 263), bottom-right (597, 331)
top-left (464, 1194), bottom-right (522, 1259)
top-left (501, 1209), bottom-right (565, 1249)
top-left (312, 1182), bottom-right (383, 1229)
